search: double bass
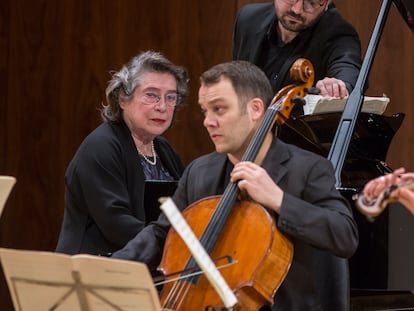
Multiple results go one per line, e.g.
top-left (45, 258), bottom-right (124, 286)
top-left (157, 59), bottom-right (315, 310)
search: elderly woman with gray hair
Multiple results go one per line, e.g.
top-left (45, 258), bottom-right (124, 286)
top-left (56, 51), bottom-right (188, 256)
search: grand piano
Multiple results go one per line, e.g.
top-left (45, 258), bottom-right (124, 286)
top-left (278, 0), bottom-right (414, 309)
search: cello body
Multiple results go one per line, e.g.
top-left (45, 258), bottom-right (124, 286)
top-left (158, 196), bottom-right (293, 310)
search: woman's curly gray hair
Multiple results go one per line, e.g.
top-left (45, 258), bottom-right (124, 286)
top-left (101, 51), bottom-right (189, 122)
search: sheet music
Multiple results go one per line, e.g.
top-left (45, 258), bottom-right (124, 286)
top-left (303, 95), bottom-right (389, 115)
top-left (0, 248), bottom-right (161, 311)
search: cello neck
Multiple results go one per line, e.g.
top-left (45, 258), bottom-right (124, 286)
top-left (183, 99), bottom-right (286, 277)
top-left (201, 100), bottom-right (284, 252)
top-left (242, 102), bottom-right (283, 163)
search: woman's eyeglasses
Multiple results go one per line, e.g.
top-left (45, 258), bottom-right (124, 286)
top-left (141, 92), bottom-right (179, 107)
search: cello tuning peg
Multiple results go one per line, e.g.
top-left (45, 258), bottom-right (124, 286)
top-left (291, 96), bottom-right (306, 106)
top-left (304, 87), bottom-right (321, 95)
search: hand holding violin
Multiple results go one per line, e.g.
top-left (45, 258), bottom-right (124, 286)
top-left (357, 167), bottom-right (414, 217)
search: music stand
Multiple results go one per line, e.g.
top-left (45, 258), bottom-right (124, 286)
top-left (0, 176), bottom-right (16, 218)
top-left (0, 248), bottom-right (161, 311)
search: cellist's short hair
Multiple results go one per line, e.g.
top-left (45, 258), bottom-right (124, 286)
top-left (200, 60), bottom-right (273, 109)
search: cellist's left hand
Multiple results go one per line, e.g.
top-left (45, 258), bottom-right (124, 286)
top-left (230, 161), bottom-right (283, 214)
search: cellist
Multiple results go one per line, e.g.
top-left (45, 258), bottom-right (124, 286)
top-left (112, 60), bottom-right (358, 311)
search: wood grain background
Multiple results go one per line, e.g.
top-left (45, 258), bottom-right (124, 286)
top-left (1, 1), bottom-right (413, 309)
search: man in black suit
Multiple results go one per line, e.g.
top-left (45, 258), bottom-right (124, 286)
top-left (113, 60), bottom-right (358, 310)
top-left (233, 0), bottom-right (362, 100)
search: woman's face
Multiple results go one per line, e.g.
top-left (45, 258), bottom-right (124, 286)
top-left (120, 71), bottom-right (178, 141)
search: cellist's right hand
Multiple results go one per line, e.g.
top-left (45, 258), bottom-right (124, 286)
top-left (230, 161), bottom-right (284, 214)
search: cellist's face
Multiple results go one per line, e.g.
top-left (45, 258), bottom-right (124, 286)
top-left (198, 77), bottom-right (262, 161)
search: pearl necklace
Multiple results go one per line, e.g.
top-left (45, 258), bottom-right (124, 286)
top-left (136, 141), bottom-right (157, 166)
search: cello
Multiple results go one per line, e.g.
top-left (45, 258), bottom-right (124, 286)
top-left (158, 59), bottom-right (315, 310)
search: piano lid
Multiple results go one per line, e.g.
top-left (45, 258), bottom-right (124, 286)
top-left (393, 0), bottom-right (414, 31)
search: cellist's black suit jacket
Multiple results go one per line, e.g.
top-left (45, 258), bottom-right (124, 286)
top-left (113, 138), bottom-right (358, 311)
top-left (233, 2), bottom-right (362, 94)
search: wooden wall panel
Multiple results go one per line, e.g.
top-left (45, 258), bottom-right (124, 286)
top-left (335, 0), bottom-right (414, 171)
top-left (0, 0), bottom-right (413, 309)
top-left (0, 1), bottom-right (237, 308)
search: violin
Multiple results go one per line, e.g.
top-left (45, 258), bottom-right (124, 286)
top-left (158, 59), bottom-right (315, 310)
top-left (355, 181), bottom-right (414, 218)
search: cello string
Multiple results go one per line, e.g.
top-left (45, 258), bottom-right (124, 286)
top-left (163, 280), bottom-right (180, 308)
top-left (163, 269), bottom-right (194, 309)
top-left (154, 254), bottom-right (232, 285)
top-left (177, 280), bottom-right (192, 309)
top-left (164, 259), bottom-right (238, 308)
top-left (242, 99), bottom-right (283, 162)
top-left (200, 98), bottom-right (283, 256)
top-left (155, 260), bottom-right (236, 286)
top-left (164, 279), bottom-right (190, 309)
top-left (162, 260), bottom-right (237, 308)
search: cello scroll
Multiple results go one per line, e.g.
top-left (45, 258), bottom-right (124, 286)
top-left (270, 58), bottom-right (315, 126)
